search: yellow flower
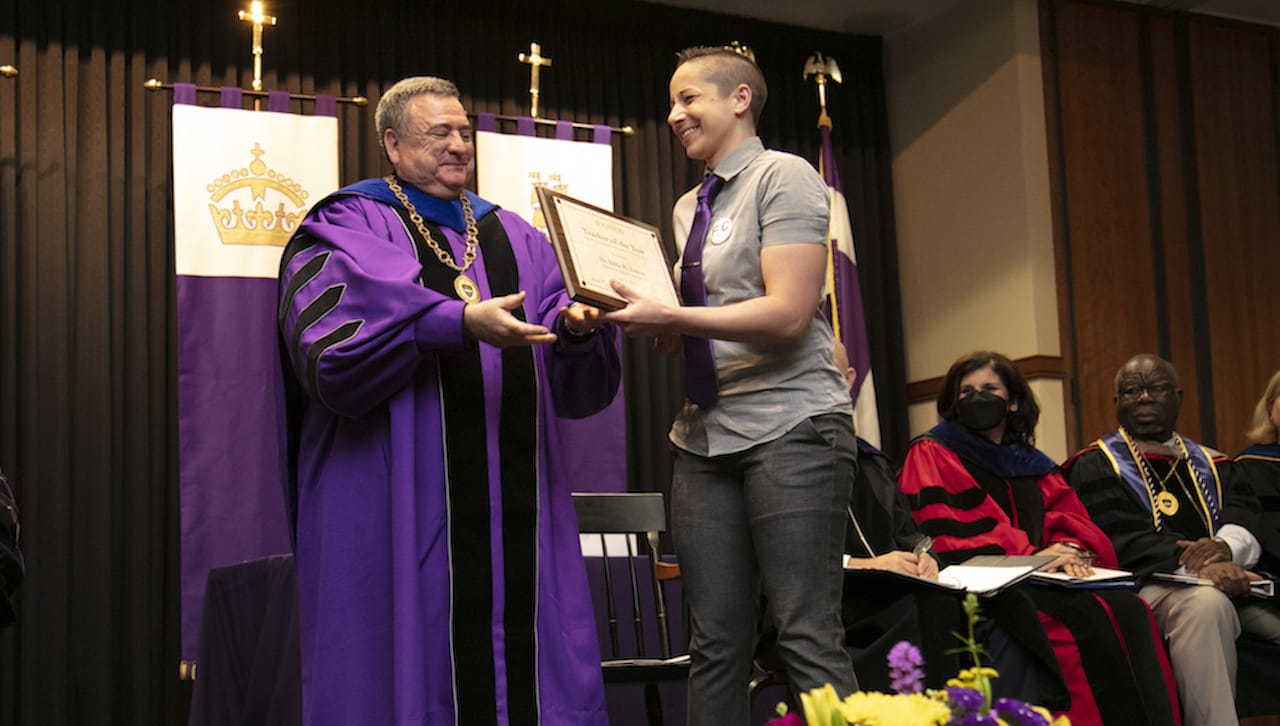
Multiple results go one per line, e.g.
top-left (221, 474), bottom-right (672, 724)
top-left (837, 691), bottom-right (951, 725)
top-left (801, 683), bottom-right (845, 726)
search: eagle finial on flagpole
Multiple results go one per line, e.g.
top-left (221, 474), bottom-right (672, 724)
top-left (803, 52), bottom-right (842, 129)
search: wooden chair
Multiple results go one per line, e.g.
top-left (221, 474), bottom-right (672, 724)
top-left (573, 492), bottom-right (689, 726)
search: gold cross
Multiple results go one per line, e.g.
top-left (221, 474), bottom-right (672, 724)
top-left (517, 42), bottom-right (553, 118)
top-left (238, 1), bottom-right (278, 92)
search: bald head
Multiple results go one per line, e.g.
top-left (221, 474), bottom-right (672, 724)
top-left (1114, 354), bottom-right (1183, 442)
top-left (1114, 354), bottom-right (1179, 393)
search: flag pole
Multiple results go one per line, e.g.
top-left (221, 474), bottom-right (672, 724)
top-left (804, 52), bottom-right (844, 335)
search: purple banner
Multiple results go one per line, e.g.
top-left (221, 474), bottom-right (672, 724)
top-left (177, 275), bottom-right (292, 660)
top-left (315, 94), bottom-right (337, 118)
top-left (219, 86), bottom-right (242, 110)
top-left (546, 335), bottom-right (628, 493)
top-left (820, 124), bottom-right (876, 423)
top-left (268, 90), bottom-right (289, 113)
top-left (174, 83), bottom-right (197, 106)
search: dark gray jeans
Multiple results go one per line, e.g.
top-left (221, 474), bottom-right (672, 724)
top-left (672, 413), bottom-right (859, 725)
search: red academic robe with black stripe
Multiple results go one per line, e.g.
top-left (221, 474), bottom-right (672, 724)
top-left (900, 424), bottom-right (1180, 726)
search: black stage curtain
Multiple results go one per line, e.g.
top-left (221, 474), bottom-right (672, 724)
top-left (0, 0), bottom-right (907, 723)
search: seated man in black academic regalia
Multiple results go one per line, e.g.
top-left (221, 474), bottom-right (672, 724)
top-left (1064, 354), bottom-right (1280, 726)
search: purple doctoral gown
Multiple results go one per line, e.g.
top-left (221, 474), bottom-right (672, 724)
top-left (278, 181), bottom-right (617, 726)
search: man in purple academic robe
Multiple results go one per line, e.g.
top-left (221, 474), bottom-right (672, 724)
top-left (277, 76), bottom-right (618, 726)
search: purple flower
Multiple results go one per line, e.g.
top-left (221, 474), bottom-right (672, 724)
top-left (946, 686), bottom-right (985, 712)
top-left (764, 714), bottom-right (805, 726)
top-left (957, 713), bottom-right (1001, 726)
top-left (887, 641), bottom-right (926, 694)
top-left (992, 697), bottom-right (1051, 726)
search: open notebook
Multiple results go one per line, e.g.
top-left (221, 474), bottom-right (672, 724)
top-left (845, 555), bottom-right (1056, 596)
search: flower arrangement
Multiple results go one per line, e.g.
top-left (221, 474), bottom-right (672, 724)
top-left (766, 593), bottom-right (1069, 726)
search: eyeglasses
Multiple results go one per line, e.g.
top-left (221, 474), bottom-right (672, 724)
top-left (1117, 383), bottom-right (1176, 401)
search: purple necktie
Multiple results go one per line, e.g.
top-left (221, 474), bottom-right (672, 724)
top-left (680, 174), bottom-right (724, 409)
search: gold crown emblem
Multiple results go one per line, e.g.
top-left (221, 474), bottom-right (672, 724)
top-left (528, 171), bottom-right (568, 236)
top-left (206, 142), bottom-right (311, 246)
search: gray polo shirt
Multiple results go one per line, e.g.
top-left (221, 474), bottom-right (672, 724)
top-left (669, 137), bottom-right (852, 457)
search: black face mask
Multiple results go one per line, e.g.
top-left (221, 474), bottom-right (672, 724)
top-left (957, 391), bottom-right (1009, 432)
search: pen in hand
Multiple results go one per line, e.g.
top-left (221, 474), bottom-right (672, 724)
top-left (913, 536), bottom-right (933, 558)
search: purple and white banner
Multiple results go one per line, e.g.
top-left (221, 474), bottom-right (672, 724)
top-left (475, 118), bottom-right (628, 495)
top-left (820, 124), bottom-right (882, 448)
top-left (172, 89), bottom-right (338, 661)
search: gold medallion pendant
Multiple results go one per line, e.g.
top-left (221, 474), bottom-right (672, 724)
top-left (384, 176), bottom-right (485, 304)
top-left (1155, 490), bottom-right (1180, 516)
top-left (454, 274), bottom-right (480, 304)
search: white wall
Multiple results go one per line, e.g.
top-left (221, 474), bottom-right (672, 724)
top-left (886, 0), bottom-right (1067, 461)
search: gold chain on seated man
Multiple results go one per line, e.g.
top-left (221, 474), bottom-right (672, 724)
top-left (385, 175), bottom-right (482, 303)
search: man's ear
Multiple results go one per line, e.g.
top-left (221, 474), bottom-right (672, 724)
top-left (383, 128), bottom-right (401, 165)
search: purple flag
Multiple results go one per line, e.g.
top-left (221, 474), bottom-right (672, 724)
top-left (172, 100), bottom-right (339, 660)
top-left (820, 123), bottom-right (881, 447)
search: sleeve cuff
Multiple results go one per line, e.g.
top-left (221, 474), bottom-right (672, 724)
top-left (414, 300), bottom-right (473, 354)
top-left (1217, 524), bottom-right (1261, 569)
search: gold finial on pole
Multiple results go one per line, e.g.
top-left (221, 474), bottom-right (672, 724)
top-left (802, 52), bottom-right (842, 128)
top-left (238, 1), bottom-right (277, 93)
top-left (517, 42), bottom-right (553, 118)
top-left (0, 65), bottom-right (16, 78)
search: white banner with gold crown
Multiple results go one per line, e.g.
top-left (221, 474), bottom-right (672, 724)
top-left (474, 126), bottom-right (629, 498)
top-left (476, 129), bottom-right (613, 230)
top-left (173, 104), bottom-right (338, 276)
top-left (171, 99), bottom-right (338, 664)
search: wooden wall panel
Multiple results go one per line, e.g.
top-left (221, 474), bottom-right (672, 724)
top-left (1189, 22), bottom-right (1280, 454)
top-left (1044, 0), bottom-right (1280, 453)
top-left (1049, 1), bottom-right (1161, 444)
top-left (1149, 16), bottom-right (1203, 443)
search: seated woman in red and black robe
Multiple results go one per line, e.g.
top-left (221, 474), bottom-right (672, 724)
top-left (899, 351), bottom-right (1180, 726)
top-left (840, 438), bottom-right (1067, 711)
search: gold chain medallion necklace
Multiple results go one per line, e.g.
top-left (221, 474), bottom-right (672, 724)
top-left (1144, 453), bottom-right (1182, 516)
top-left (385, 175), bottom-right (482, 303)
top-left (1119, 427), bottom-right (1196, 519)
